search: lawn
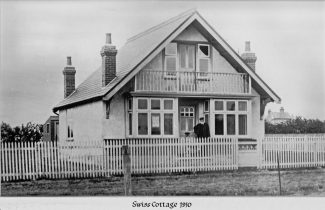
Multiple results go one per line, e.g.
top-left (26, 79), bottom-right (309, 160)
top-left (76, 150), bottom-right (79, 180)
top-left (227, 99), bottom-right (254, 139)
top-left (1, 168), bottom-right (325, 196)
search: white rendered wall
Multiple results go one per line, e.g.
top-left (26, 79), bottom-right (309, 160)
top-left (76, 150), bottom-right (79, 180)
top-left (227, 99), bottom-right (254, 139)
top-left (58, 101), bottom-right (103, 143)
top-left (102, 94), bottom-right (126, 139)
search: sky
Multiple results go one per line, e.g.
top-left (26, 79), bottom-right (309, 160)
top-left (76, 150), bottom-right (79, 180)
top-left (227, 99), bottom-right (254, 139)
top-left (0, 0), bottom-right (324, 126)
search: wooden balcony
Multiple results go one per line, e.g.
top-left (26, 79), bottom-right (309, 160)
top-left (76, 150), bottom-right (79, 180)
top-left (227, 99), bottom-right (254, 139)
top-left (135, 70), bottom-right (251, 95)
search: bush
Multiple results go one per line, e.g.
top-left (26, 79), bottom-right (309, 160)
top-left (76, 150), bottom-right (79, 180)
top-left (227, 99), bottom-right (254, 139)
top-left (265, 117), bottom-right (325, 134)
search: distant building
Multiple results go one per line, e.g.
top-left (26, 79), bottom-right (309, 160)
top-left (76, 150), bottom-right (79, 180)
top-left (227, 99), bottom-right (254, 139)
top-left (266, 107), bottom-right (294, 124)
top-left (42, 116), bottom-right (59, 141)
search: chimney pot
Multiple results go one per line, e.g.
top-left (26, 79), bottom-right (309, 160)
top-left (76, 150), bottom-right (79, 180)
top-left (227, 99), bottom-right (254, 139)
top-left (245, 41), bottom-right (251, 52)
top-left (67, 56), bottom-right (72, 66)
top-left (106, 33), bottom-right (112, 45)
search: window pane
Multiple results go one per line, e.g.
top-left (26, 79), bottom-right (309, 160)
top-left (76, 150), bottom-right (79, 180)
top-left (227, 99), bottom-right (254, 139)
top-left (68, 126), bottom-right (70, 138)
top-left (180, 117), bottom-right (186, 131)
top-left (151, 99), bottom-right (160, 110)
top-left (128, 113), bottom-right (132, 135)
top-left (199, 59), bottom-right (209, 73)
top-left (204, 114), bottom-right (209, 124)
top-left (165, 57), bottom-right (176, 71)
top-left (226, 101), bottom-right (235, 111)
top-left (199, 45), bottom-right (209, 57)
top-left (215, 114), bottom-right (224, 135)
top-left (164, 100), bottom-right (173, 110)
top-left (204, 100), bottom-right (209, 112)
top-left (138, 99), bottom-right (147, 109)
top-left (179, 45), bottom-right (186, 68)
top-left (128, 98), bottom-right (132, 110)
top-left (238, 101), bottom-right (247, 111)
top-left (164, 114), bottom-right (173, 135)
top-left (227, 114), bottom-right (236, 135)
top-left (239, 115), bottom-right (247, 135)
top-left (188, 45), bottom-right (195, 69)
top-left (187, 118), bottom-right (194, 132)
top-left (215, 101), bottom-right (223, 110)
top-left (138, 113), bottom-right (148, 135)
top-left (151, 113), bottom-right (161, 135)
top-left (165, 43), bottom-right (177, 55)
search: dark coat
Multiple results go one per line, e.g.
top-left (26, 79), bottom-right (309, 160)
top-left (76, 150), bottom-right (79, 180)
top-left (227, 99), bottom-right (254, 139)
top-left (194, 123), bottom-right (210, 138)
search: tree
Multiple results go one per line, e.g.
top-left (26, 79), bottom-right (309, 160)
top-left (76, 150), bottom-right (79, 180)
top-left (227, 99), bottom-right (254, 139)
top-left (1, 121), bottom-right (42, 142)
top-left (265, 117), bottom-right (325, 134)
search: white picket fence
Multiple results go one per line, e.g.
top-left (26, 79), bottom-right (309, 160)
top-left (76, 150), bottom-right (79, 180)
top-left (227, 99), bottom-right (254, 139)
top-left (106, 138), bottom-right (238, 175)
top-left (1, 137), bottom-right (238, 182)
top-left (261, 134), bottom-right (325, 169)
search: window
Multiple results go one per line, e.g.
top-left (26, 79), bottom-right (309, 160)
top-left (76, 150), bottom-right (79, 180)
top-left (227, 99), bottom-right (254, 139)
top-left (46, 123), bottom-right (50, 133)
top-left (227, 114), bottom-right (236, 135)
top-left (138, 99), bottom-right (148, 109)
top-left (164, 100), bottom-right (173, 110)
top-left (213, 100), bottom-right (249, 136)
top-left (239, 115), bottom-right (247, 135)
top-left (204, 100), bottom-right (209, 124)
top-left (179, 44), bottom-right (195, 70)
top-left (151, 99), bottom-right (160, 110)
top-left (128, 113), bottom-right (132, 135)
top-left (164, 113), bottom-right (173, 135)
top-left (134, 98), bottom-right (176, 137)
top-left (106, 101), bottom-right (110, 119)
top-left (151, 113), bottom-right (161, 135)
top-left (127, 98), bottom-right (133, 135)
top-left (164, 43), bottom-right (177, 75)
top-left (238, 101), bottom-right (247, 111)
top-left (198, 44), bottom-right (210, 76)
top-left (226, 101), bottom-right (235, 111)
top-left (138, 113), bottom-right (148, 135)
top-left (180, 107), bottom-right (195, 132)
top-left (215, 114), bottom-right (224, 135)
top-left (67, 111), bottom-right (74, 141)
top-left (215, 101), bottom-right (224, 111)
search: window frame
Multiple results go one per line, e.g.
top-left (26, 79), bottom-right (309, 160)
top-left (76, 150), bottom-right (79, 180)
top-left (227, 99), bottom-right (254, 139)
top-left (66, 111), bottom-right (74, 141)
top-left (129, 97), bottom-right (177, 138)
top-left (178, 44), bottom-right (196, 71)
top-left (212, 99), bottom-right (250, 137)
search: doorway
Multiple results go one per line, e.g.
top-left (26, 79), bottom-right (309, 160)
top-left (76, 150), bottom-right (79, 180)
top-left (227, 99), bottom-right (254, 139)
top-left (179, 106), bottom-right (195, 137)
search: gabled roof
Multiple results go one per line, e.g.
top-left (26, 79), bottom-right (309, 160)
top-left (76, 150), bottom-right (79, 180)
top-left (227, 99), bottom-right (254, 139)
top-left (53, 9), bottom-right (280, 113)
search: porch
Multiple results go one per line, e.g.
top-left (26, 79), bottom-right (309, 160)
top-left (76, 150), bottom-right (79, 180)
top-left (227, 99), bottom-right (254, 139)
top-left (135, 70), bottom-right (251, 95)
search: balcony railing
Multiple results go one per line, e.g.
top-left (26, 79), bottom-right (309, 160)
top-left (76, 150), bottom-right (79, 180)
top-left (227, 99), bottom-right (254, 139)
top-left (135, 70), bottom-right (251, 95)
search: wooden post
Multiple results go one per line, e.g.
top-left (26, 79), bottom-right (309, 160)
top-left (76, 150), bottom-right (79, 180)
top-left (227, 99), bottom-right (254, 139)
top-left (277, 151), bottom-right (282, 195)
top-left (122, 145), bottom-right (131, 196)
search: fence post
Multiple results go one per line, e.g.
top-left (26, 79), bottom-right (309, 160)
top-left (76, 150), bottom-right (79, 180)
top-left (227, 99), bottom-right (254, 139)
top-left (277, 151), bottom-right (282, 195)
top-left (122, 145), bottom-right (131, 196)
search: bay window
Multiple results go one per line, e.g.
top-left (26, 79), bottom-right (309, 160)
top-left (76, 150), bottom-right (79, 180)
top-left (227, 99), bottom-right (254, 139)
top-left (130, 98), bottom-right (177, 137)
top-left (213, 100), bottom-right (250, 136)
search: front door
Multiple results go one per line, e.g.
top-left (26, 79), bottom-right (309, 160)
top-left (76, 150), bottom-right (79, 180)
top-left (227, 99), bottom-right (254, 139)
top-left (180, 106), bottom-right (195, 137)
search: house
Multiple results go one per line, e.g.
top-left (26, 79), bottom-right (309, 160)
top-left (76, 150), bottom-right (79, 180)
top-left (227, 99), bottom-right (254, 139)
top-left (53, 9), bottom-right (281, 167)
top-left (42, 115), bottom-right (59, 141)
top-left (266, 107), bottom-right (293, 124)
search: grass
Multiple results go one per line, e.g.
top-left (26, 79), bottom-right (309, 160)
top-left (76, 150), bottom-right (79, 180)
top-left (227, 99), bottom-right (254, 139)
top-left (1, 168), bottom-right (325, 196)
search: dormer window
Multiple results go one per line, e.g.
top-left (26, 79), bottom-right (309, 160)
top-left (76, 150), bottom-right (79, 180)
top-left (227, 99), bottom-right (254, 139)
top-left (198, 44), bottom-right (210, 76)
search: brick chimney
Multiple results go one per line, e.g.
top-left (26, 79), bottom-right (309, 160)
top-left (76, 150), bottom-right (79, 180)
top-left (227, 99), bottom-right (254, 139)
top-left (100, 33), bottom-right (117, 87)
top-left (241, 41), bottom-right (257, 71)
top-left (62, 56), bottom-right (76, 98)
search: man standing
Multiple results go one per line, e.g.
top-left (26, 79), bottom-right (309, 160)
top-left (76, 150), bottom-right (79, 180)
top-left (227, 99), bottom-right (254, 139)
top-left (194, 117), bottom-right (210, 138)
